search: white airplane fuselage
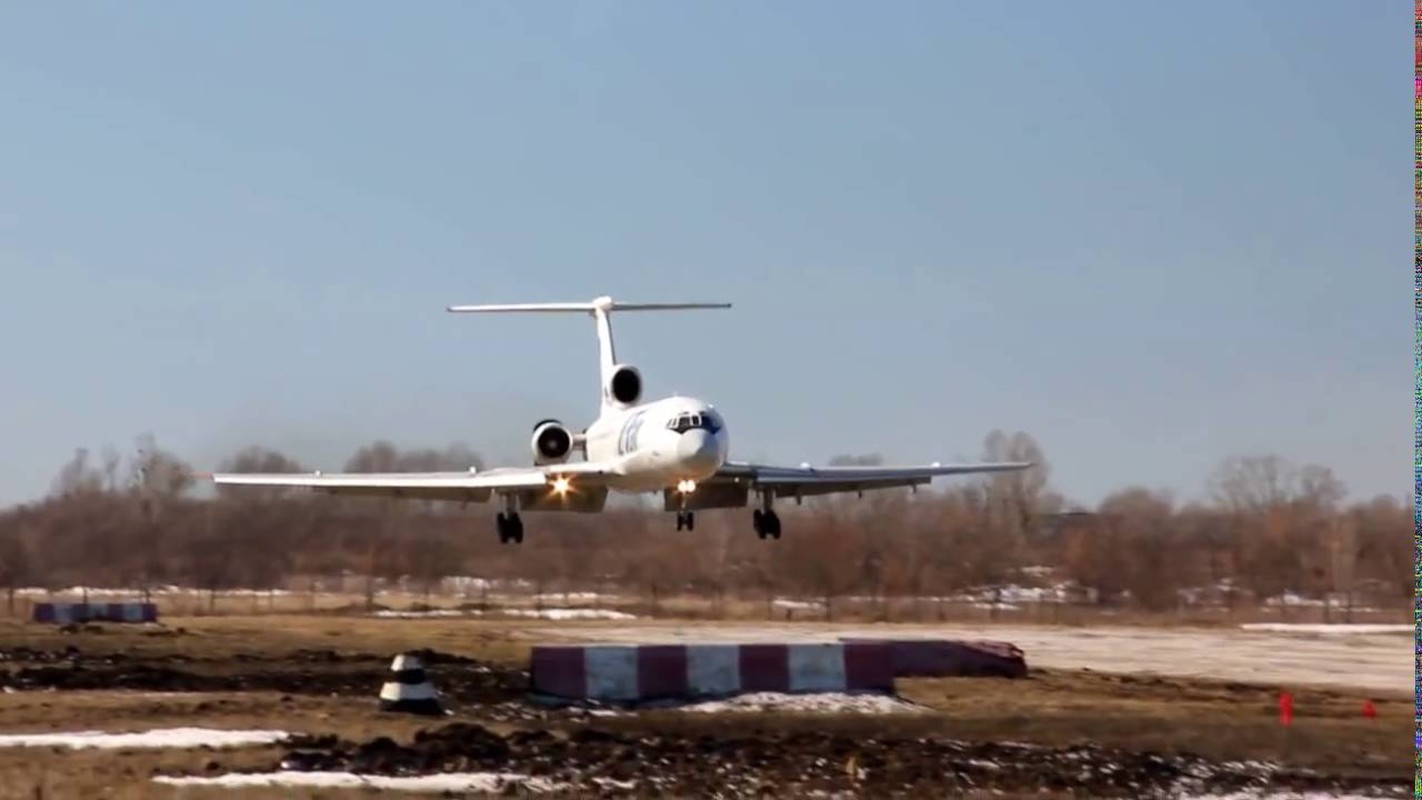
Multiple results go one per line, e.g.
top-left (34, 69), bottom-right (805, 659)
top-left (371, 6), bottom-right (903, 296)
top-left (581, 395), bottom-right (730, 493)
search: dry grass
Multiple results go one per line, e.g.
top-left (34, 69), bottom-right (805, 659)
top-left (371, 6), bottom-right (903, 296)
top-left (897, 668), bottom-right (1412, 774)
top-left (0, 615), bottom-right (533, 665)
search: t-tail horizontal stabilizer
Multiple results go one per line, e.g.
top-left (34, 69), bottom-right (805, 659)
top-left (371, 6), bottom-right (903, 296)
top-left (446, 295), bottom-right (732, 410)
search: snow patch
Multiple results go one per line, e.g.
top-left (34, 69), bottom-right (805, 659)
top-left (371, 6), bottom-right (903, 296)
top-left (1178, 793), bottom-right (1395, 800)
top-left (0, 727), bottom-right (290, 749)
top-left (501, 608), bottom-right (637, 620)
top-left (772, 599), bottom-right (825, 611)
top-left (154, 770), bottom-right (569, 793)
top-left (371, 609), bottom-right (470, 618)
top-left (678, 692), bottom-right (927, 715)
top-left (531, 592), bottom-right (625, 604)
top-left (1238, 623), bottom-right (1412, 635)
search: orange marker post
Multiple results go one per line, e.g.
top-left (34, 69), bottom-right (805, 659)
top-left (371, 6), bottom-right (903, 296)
top-left (1278, 690), bottom-right (1294, 762)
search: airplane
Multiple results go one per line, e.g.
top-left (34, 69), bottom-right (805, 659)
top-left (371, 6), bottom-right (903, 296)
top-left (209, 296), bottom-right (1034, 544)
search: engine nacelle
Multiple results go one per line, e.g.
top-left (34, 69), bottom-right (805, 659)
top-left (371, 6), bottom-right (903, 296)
top-left (603, 363), bottom-right (643, 408)
top-left (531, 418), bottom-right (575, 465)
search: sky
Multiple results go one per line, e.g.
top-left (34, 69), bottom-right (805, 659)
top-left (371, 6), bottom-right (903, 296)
top-left (0, 1), bottom-right (1408, 509)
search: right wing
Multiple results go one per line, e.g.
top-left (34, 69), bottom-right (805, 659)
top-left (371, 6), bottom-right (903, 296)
top-left (207, 461), bottom-right (613, 508)
top-left (709, 459), bottom-right (1034, 498)
top-left (665, 459), bottom-right (1033, 511)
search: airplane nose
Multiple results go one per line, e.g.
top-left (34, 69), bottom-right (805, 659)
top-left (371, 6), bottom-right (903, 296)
top-left (677, 429), bottom-right (720, 473)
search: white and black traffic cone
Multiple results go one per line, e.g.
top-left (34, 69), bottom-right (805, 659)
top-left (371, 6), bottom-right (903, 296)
top-left (377, 653), bottom-right (447, 716)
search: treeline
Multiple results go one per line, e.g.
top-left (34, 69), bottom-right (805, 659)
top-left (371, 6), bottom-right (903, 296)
top-left (0, 431), bottom-right (1411, 614)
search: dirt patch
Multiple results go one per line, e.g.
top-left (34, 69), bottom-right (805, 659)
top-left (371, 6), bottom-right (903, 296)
top-left (0, 646), bottom-right (528, 708)
top-left (256, 721), bottom-right (1408, 798)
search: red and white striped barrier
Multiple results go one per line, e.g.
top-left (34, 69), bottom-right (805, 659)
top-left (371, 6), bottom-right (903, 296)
top-left (31, 602), bottom-right (158, 625)
top-left (531, 642), bottom-right (895, 702)
top-left (839, 637), bottom-right (1028, 679)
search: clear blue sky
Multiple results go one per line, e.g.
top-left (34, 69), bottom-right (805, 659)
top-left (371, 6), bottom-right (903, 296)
top-left (0, 2), bottom-right (1407, 508)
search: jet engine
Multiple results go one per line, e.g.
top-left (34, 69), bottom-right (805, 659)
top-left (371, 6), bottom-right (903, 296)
top-left (531, 419), bottom-right (574, 465)
top-left (603, 363), bottom-right (642, 408)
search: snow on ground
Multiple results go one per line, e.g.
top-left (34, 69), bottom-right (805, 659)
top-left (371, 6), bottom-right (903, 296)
top-left (371, 609), bottom-right (469, 618)
top-left (1236, 623), bottom-right (1412, 635)
top-left (677, 691), bottom-right (927, 715)
top-left (153, 771), bottom-right (573, 794)
top-left (530, 592), bottom-right (626, 604)
top-left (370, 607), bottom-right (637, 620)
top-left (501, 608), bottom-right (637, 620)
top-left (523, 622), bottom-right (1413, 696)
top-left (772, 599), bottom-right (824, 611)
top-left (0, 728), bottom-right (290, 749)
top-left (1180, 793), bottom-right (1397, 800)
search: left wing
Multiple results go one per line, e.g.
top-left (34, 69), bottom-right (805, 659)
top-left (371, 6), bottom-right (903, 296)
top-left (707, 460), bottom-right (1033, 499)
top-left (206, 461), bottom-right (614, 510)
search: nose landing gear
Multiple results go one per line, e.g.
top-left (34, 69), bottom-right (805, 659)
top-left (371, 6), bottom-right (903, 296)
top-left (673, 479), bottom-right (698, 531)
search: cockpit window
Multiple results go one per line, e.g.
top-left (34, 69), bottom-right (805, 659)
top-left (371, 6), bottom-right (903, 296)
top-left (668, 410), bottom-right (721, 434)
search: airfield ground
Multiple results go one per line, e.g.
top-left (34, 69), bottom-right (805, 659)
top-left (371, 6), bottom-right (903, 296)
top-left (0, 615), bottom-right (1410, 799)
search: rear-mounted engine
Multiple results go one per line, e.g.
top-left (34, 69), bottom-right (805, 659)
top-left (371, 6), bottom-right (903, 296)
top-left (604, 364), bottom-right (642, 407)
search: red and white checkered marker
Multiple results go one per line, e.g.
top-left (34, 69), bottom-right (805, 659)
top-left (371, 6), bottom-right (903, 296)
top-left (530, 642), bottom-right (895, 702)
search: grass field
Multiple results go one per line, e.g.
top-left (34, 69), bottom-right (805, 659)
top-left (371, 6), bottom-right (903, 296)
top-left (0, 615), bottom-right (1409, 799)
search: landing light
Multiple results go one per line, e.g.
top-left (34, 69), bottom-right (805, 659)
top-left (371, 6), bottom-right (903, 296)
top-left (677, 479), bottom-right (697, 493)
top-left (552, 476), bottom-right (571, 494)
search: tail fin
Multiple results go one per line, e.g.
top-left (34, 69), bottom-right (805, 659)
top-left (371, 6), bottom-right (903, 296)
top-left (447, 296), bottom-right (731, 406)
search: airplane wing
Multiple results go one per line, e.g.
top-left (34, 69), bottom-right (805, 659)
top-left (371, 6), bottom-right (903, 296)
top-left (207, 461), bottom-right (614, 507)
top-left (709, 460), bottom-right (1033, 499)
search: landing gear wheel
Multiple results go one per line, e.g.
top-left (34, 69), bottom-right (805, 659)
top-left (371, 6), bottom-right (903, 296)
top-left (753, 509), bottom-right (781, 540)
top-left (675, 511), bottom-right (696, 532)
top-left (496, 512), bottom-right (525, 544)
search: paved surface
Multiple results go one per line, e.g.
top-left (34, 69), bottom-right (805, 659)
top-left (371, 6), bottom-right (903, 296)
top-left (521, 621), bottom-right (1414, 696)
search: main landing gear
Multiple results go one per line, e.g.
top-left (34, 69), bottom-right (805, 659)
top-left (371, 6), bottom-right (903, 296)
top-left (496, 496), bottom-right (524, 544)
top-left (496, 512), bottom-right (524, 544)
top-left (675, 511), bottom-right (696, 531)
top-left (752, 508), bottom-right (781, 539)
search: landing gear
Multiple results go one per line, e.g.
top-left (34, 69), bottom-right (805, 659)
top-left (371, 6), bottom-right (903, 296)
top-left (752, 508), bottom-right (781, 540)
top-left (675, 511), bottom-right (696, 531)
top-left (496, 512), bottom-right (524, 544)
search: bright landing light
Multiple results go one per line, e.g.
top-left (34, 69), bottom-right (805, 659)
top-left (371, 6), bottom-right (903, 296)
top-left (677, 479), bottom-right (697, 493)
top-left (552, 476), bottom-right (571, 494)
